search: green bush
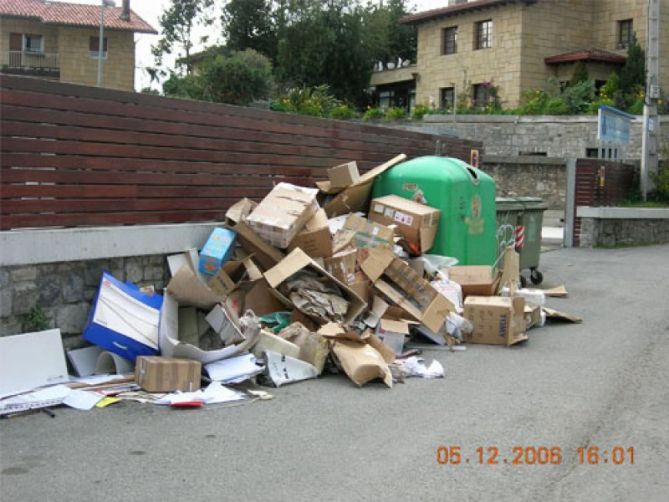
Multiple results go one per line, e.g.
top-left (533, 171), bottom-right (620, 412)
top-left (561, 80), bottom-right (595, 114)
top-left (544, 96), bottom-right (569, 115)
top-left (329, 103), bottom-right (356, 120)
top-left (272, 85), bottom-right (340, 117)
top-left (363, 107), bottom-right (385, 121)
top-left (411, 104), bottom-right (430, 120)
top-left (384, 106), bottom-right (407, 121)
top-left (654, 164), bottom-right (669, 202)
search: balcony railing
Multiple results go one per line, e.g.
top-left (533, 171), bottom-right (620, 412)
top-left (2, 51), bottom-right (60, 73)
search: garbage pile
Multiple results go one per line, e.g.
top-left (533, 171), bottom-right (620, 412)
top-left (0, 154), bottom-right (582, 417)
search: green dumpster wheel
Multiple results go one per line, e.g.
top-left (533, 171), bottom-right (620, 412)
top-left (530, 268), bottom-right (543, 285)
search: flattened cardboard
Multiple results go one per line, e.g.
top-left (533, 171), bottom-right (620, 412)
top-left (234, 222), bottom-right (285, 271)
top-left (332, 340), bottom-right (392, 387)
top-left (448, 266), bottom-right (497, 297)
top-left (463, 296), bottom-right (528, 346)
top-left (0, 329), bottom-right (69, 398)
top-left (369, 195), bottom-right (441, 253)
top-left (287, 208), bottom-right (333, 258)
top-left (543, 285), bottom-right (569, 298)
top-left (241, 278), bottom-right (286, 317)
top-left (264, 248), bottom-right (367, 325)
top-left (543, 307), bottom-right (582, 323)
top-left (167, 265), bottom-right (223, 310)
top-left (498, 247), bottom-right (521, 292)
top-left (342, 214), bottom-right (394, 249)
top-left (324, 249), bottom-right (357, 285)
top-left (225, 198), bottom-right (257, 225)
top-left (323, 154), bottom-right (407, 217)
top-left (135, 356), bottom-right (202, 393)
top-left (247, 182), bottom-right (319, 248)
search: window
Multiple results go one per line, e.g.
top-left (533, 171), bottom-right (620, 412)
top-left (442, 26), bottom-right (458, 55)
top-left (440, 87), bottom-right (455, 110)
top-left (586, 147), bottom-right (619, 159)
top-left (472, 83), bottom-right (490, 107)
top-left (475, 20), bottom-right (492, 50)
top-left (89, 37), bottom-right (108, 59)
top-left (23, 34), bottom-right (43, 53)
top-left (378, 90), bottom-right (393, 110)
top-left (618, 19), bottom-right (633, 49)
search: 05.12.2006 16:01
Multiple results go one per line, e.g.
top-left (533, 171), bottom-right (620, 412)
top-left (436, 446), bottom-right (635, 466)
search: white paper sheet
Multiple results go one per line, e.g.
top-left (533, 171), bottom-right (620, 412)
top-left (204, 353), bottom-right (263, 383)
top-left (154, 382), bottom-right (245, 406)
top-left (70, 374), bottom-right (127, 386)
top-left (0, 384), bottom-right (72, 415)
top-left (62, 390), bottom-right (104, 410)
top-left (264, 351), bottom-right (318, 387)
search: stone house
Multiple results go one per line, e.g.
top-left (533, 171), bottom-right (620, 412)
top-left (0, 0), bottom-right (156, 91)
top-left (370, 0), bottom-right (669, 111)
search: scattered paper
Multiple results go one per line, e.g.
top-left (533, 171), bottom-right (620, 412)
top-left (96, 396), bottom-right (121, 408)
top-left (0, 384), bottom-right (72, 415)
top-left (155, 382), bottom-right (245, 406)
top-left (263, 351), bottom-right (319, 387)
top-left (63, 390), bottom-right (104, 411)
top-left (70, 374), bottom-right (128, 386)
top-left (401, 357), bottom-right (445, 379)
top-left (204, 353), bottom-right (263, 384)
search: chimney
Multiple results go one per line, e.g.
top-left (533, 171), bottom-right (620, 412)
top-left (120, 0), bottom-right (130, 22)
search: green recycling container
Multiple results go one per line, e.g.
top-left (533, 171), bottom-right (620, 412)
top-left (496, 197), bottom-right (548, 284)
top-left (372, 156), bottom-right (497, 265)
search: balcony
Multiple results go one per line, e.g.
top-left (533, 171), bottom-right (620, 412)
top-left (1, 51), bottom-right (60, 78)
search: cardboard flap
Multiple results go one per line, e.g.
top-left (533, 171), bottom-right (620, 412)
top-left (332, 339), bottom-right (393, 388)
top-left (234, 222), bottom-right (285, 271)
top-left (360, 247), bottom-right (395, 282)
top-left (499, 247), bottom-right (520, 292)
top-left (225, 198), bottom-right (257, 224)
top-left (167, 265), bottom-right (222, 310)
top-left (378, 318), bottom-right (411, 335)
top-left (316, 180), bottom-right (344, 195)
top-left (367, 333), bottom-right (397, 364)
top-left (264, 248), bottom-right (316, 288)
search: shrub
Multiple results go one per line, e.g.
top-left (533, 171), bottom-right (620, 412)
top-left (561, 80), bottom-right (595, 114)
top-left (384, 106), bottom-right (407, 121)
top-left (411, 104), bottom-right (430, 120)
top-left (363, 107), bottom-right (385, 121)
top-left (329, 103), bottom-right (356, 120)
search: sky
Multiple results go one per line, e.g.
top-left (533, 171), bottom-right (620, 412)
top-left (50, 0), bottom-right (446, 91)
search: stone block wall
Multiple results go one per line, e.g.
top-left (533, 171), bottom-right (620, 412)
top-left (579, 217), bottom-right (669, 247)
top-left (0, 255), bottom-right (170, 347)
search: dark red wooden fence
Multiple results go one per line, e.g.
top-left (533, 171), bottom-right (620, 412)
top-left (0, 75), bottom-right (481, 230)
top-left (573, 158), bottom-right (637, 246)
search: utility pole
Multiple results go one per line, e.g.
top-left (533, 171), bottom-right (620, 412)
top-left (641, 0), bottom-right (660, 200)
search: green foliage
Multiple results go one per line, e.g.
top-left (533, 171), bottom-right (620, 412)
top-left (271, 85), bottom-right (340, 117)
top-left (222, 0), bottom-right (276, 61)
top-left (365, 0), bottom-right (416, 70)
top-left (411, 104), bottom-right (430, 120)
top-left (561, 80), bottom-right (595, 114)
top-left (329, 104), bottom-right (356, 120)
top-left (151, 0), bottom-right (214, 77)
top-left (619, 34), bottom-right (646, 92)
top-left (20, 306), bottom-right (49, 333)
top-left (384, 106), bottom-right (407, 121)
top-left (163, 49), bottom-right (273, 106)
top-left (570, 61), bottom-right (590, 86)
top-left (362, 107), bottom-right (385, 121)
top-left (653, 162), bottom-right (669, 202)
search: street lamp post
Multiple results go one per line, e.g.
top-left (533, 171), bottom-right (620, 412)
top-left (97, 0), bottom-right (116, 87)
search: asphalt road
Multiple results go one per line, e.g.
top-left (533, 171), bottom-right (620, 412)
top-left (1, 245), bottom-right (668, 501)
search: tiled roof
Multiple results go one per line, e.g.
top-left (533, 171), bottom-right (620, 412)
top-left (401, 0), bottom-right (538, 25)
top-left (544, 49), bottom-right (626, 65)
top-left (0, 0), bottom-right (157, 33)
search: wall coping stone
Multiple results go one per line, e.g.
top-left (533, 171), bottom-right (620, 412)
top-left (0, 222), bottom-right (225, 267)
top-left (482, 155), bottom-right (567, 166)
top-left (577, 207), bottom-right (669, 220)
top-left (424, 114), bottom-right (669, 125)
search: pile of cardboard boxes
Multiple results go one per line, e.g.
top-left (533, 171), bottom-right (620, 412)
top-left (0, 154), bottom-right (580, 415)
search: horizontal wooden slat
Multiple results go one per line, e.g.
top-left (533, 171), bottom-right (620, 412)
top-left (0, 74), bottom-right (481, 230)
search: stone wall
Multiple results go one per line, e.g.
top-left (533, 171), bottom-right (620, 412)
top-left (481, 156), bottom-right (566, 210)
top-left (577, 207), bottom-right (669, 247)
top-left (0, 255), bottom-right (171, 347)
top-left (393, 114), bottom-right (669, 161)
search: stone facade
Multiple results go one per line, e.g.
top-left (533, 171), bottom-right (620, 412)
top-left (0, 255), bottom-right (170, 348)
top-left (379, 0), bottom-right (669, 109)
top-left (0, 17), bottom-right (135, 91)
top-left (392, 114), bottom-right (669, 161)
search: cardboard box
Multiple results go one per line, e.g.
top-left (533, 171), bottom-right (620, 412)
top-left (288, 208), bottom-right (333, 258)
top-left (375, 319), bottom-right (410, 355)
top-left (341, 214), bottom-right (394, 249)
top-left (135, 356), bottom-right (202, 393)
top-left (207, 256), bottom-right (263, 298)
top-left (264, 248), bottom-right (367, 325)
top-left (369, 195), bottom-right (441, 253)
top-left (448, 266), bottom-right (498, 297)
top-left (198, 228), bottom-right (237, 277)
top-left (323, 154), bottom-right (407, 217)
top-left (323, 249), bottom-right (357, 285)
top-left (234, 222), bottom-right (284, 271)
top-left (247, 183), bottom-right (319, 248)
top-left (463, 296), bottom-right (528, 346)
top-left (328, 161), bottom-right (360, 188)
top-left (360, 247), bottom-right (454, 333)
top-left (332, 340), bottom-right (392, 388)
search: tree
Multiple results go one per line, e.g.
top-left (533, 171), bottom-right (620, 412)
top-left (152, 0), bottom-right (214, 76)
top-left (222, 0), bottom-right (276, 61)
top-left (619, 34), bottom-right (646, 92)
top-left (163, 49), bottom-right (274, 106)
